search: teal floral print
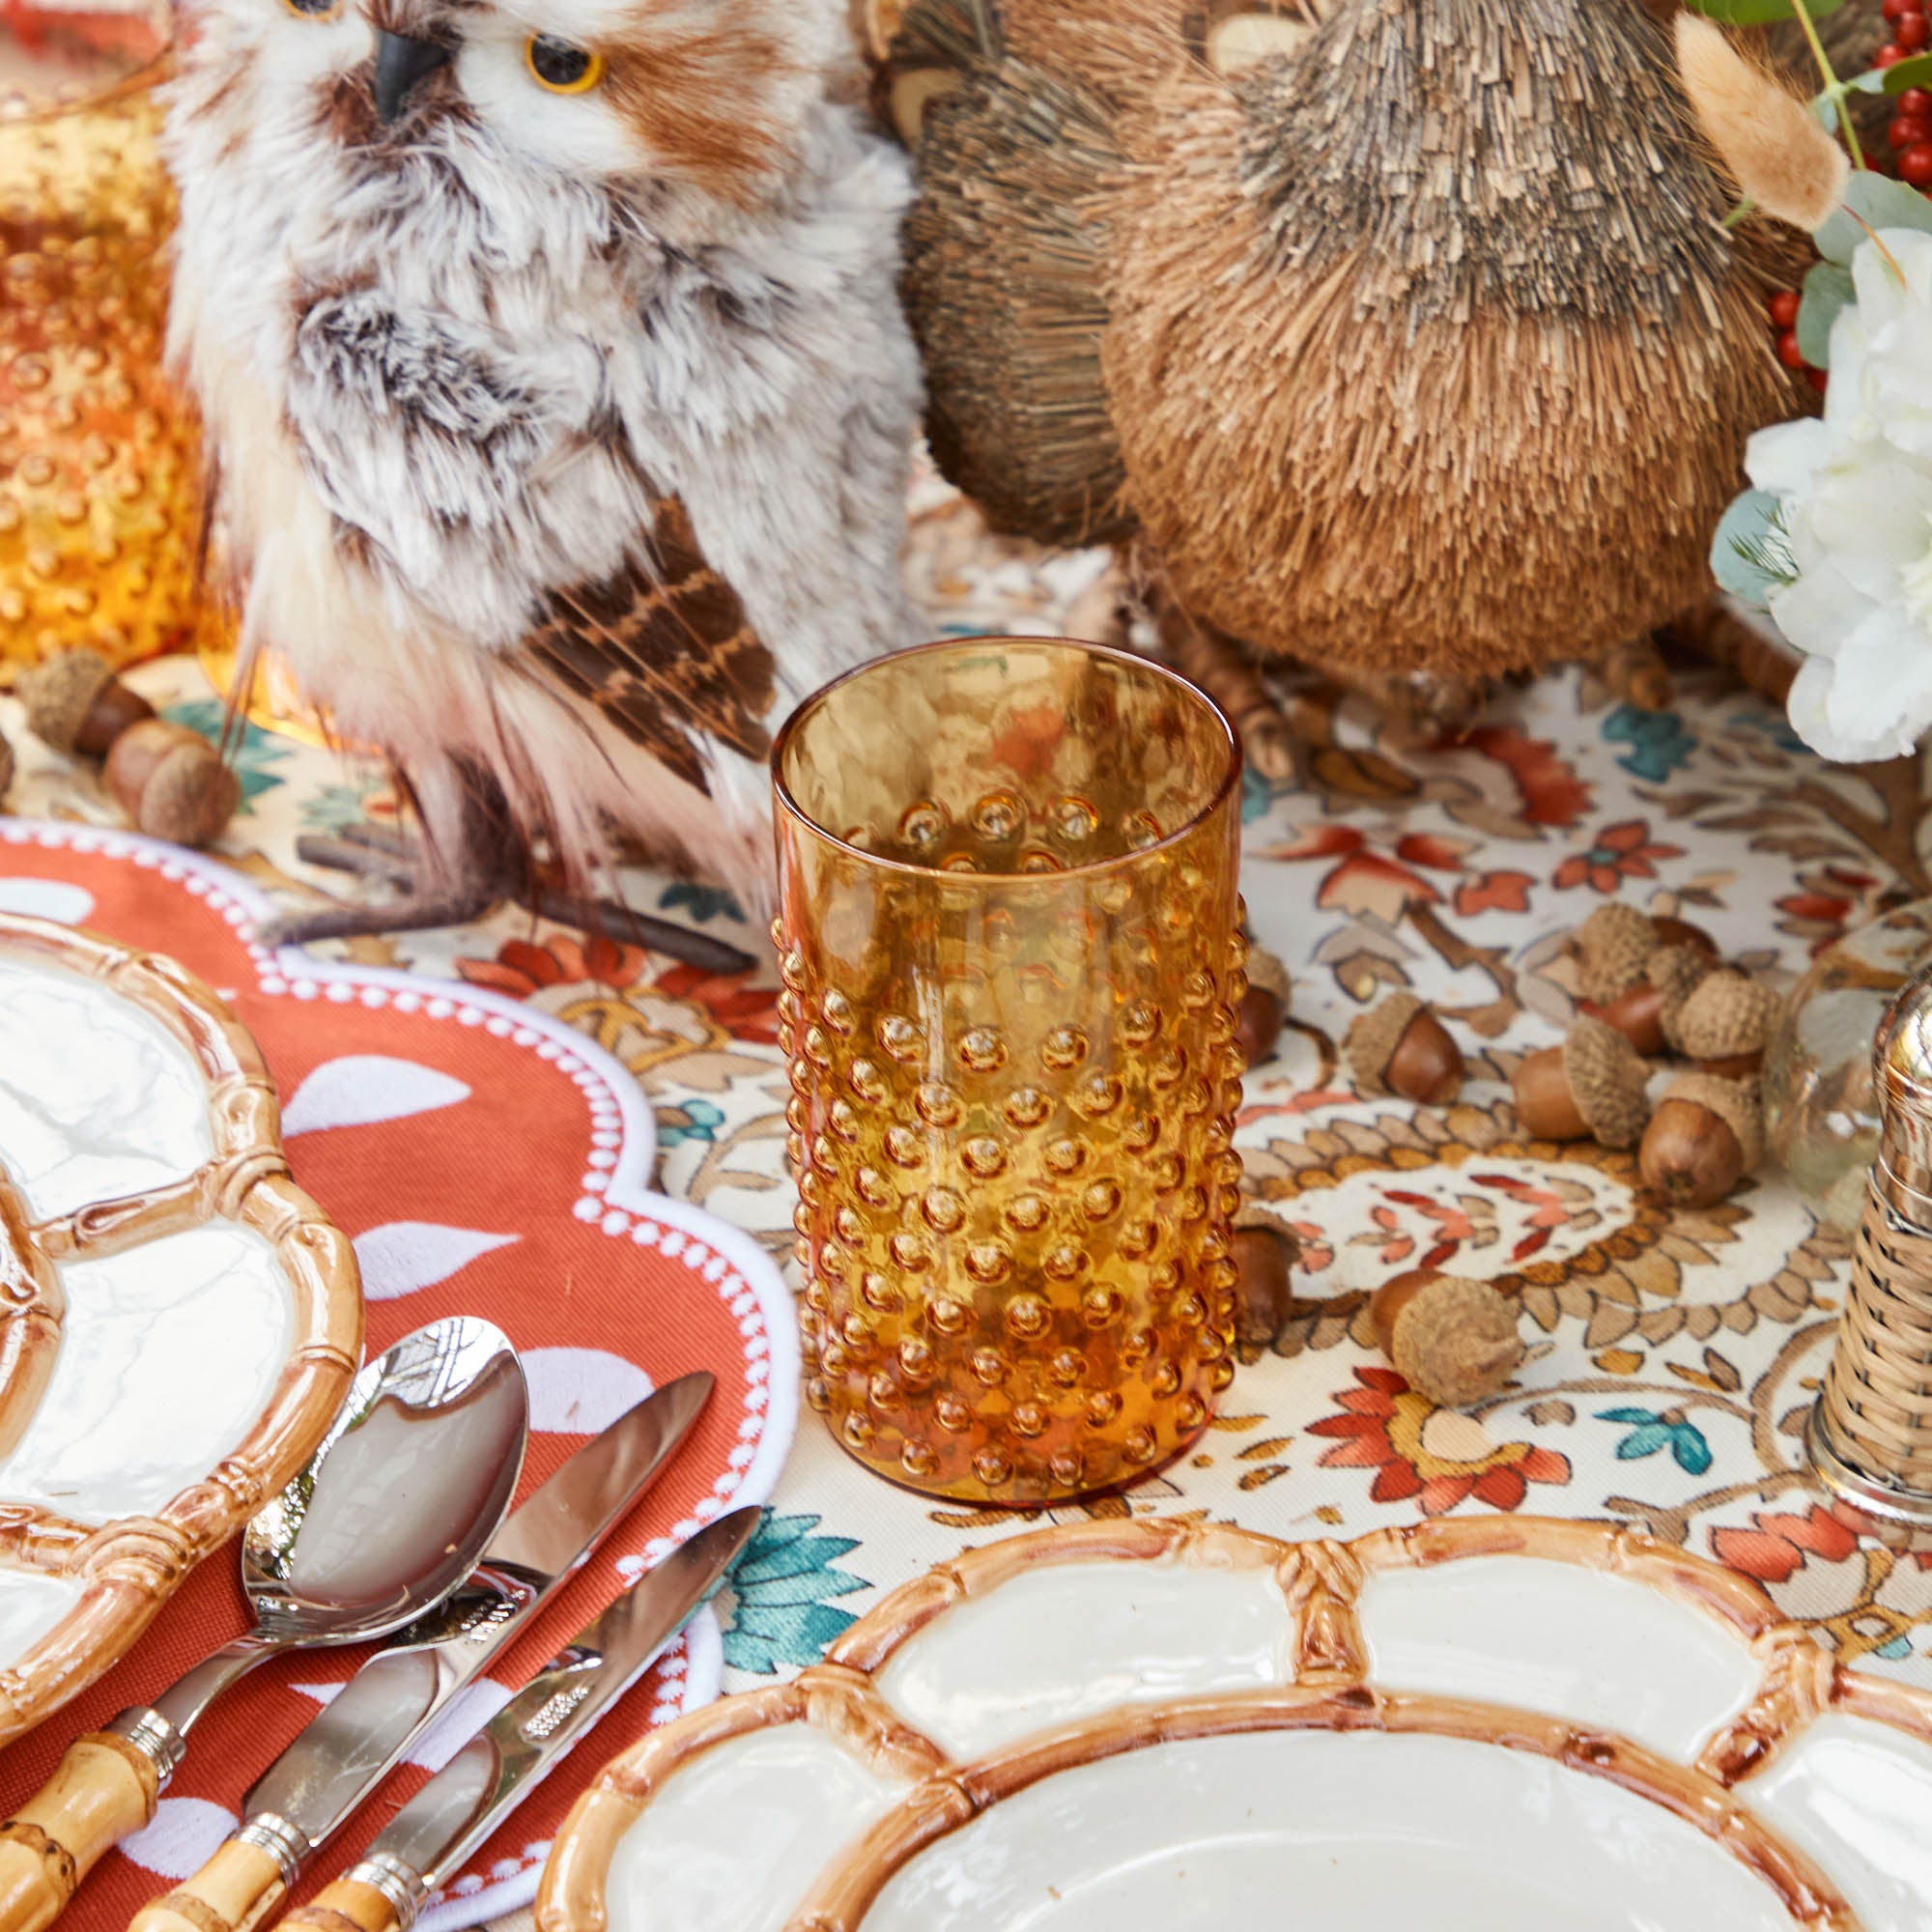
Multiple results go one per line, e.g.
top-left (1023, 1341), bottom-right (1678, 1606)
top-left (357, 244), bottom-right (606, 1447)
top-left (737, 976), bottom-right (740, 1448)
top-left (1598, 1406), bottom-right (1714, 1476)
top-left (718, 1510), bottom-right (869, 1675)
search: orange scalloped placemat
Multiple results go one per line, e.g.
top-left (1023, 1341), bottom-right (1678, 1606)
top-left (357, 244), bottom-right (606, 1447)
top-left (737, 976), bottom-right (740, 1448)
top-left (0, 819), bottom-right (798, 1928)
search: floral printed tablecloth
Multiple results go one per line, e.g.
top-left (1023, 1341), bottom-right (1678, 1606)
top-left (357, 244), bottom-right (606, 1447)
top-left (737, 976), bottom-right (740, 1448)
top-left (8, 464), bottom-right (1932, 1924)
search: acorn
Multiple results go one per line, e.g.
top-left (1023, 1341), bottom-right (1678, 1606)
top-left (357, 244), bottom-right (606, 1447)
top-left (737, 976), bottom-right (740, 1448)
top-left (1369, 1268), bottom-right (1524, 1407)
top-left (1573, 904), bottom-right (1718, 1008)
top-left (1512, 1015), bottom-right (1651, 1148)
top-left (1574, 902), bottom-right (1656, 1006)
top-left (1663, 968), bottom-right (1778, 1068)
top-left (1639, 1071), bottom-right (1763, 1209)
top-left (1345, 991), bottom-right (1464, 1104)
top-left (1600, 941), bottom-right (1715, 1056)
top-left (1231, 1207), bottom-right (1300, 1348)
top-left (1236, 943), bottom-right (1291, 1069)
top-left (103, 721), bottom-right (241, 849)
top-left (1651, 916), bottom-right (1719, 959)
top-left (15, 647), bottom-right (155, 757)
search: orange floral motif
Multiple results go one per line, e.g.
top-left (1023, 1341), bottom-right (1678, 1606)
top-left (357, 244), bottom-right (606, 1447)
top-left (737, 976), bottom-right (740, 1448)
top-left (1462, 724), bottom-right (1592, 828)
top-left (1712, 1503), bottom-right (1864, 1585)
top-left (1452, 869), bottom-right (1536, 917)
top-left (455, 939), bottom-right (779, 1043)
top-left (654, 962), bottom-right (781, 1046)
top-left (457, 932), bottom-right (647, 996)
top-left (1552, 819), bottom-right (1685, 895)
top-left (1308, 1368), bottom-right (1572, 1514)
top-left (1264, 825), bottom-right (1490, 924)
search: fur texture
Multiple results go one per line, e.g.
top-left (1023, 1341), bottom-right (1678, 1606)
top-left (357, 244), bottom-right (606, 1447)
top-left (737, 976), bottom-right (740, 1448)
top-left (888, 0), bottom-right (1809, 696)
top-left (164, 0), bottom-right (923, 909)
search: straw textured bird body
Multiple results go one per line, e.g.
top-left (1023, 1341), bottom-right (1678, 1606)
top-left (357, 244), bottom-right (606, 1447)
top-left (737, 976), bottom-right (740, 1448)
top-left (886, 0), bottom-right (1807, 724)
top-left (164, 0), bottom-right (921, 936)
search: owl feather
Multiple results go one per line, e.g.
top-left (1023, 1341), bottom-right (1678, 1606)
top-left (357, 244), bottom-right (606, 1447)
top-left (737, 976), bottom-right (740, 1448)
top-left (164, 0), bottom-right (922, 920)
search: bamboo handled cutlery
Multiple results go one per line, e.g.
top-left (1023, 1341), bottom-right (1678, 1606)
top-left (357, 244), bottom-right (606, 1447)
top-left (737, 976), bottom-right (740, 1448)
top-left (0, 1317), bottom-right (742, 1932)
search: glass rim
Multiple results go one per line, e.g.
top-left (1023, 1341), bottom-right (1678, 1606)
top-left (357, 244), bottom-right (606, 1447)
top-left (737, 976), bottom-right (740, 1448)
top-left (770, 634), bottom-right (1242, 887)
top-left (0, 0), bottom-right (175, 125)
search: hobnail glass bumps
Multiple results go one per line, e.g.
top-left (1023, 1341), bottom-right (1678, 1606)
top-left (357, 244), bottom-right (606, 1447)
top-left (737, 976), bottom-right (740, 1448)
top-left (0, 3), bottom-right (207, 675)
top-left (773, 638), bottom-right (1246, 1504)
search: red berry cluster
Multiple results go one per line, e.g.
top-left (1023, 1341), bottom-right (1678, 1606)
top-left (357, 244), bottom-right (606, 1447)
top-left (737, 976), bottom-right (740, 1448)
top-left (1888, 77), bottom-right (1932, 184)
top-left (1767, 288), bottom-right (1829, 392)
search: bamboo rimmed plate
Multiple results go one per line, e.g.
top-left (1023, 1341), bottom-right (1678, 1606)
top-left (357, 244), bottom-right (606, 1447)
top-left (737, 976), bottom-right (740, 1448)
top-left (0, 912), bottom-right (361, 1743)
top-left (540, 1515), bottom-right (1932, 1931)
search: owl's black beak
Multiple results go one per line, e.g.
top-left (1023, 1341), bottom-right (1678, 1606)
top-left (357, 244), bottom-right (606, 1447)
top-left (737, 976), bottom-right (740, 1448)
top-left (373, 29), bottom-right (451, 125)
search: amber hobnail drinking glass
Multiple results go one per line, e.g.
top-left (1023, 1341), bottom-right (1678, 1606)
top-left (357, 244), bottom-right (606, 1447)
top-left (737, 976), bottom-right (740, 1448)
top-left (0, 3), bottom-right (206, 674)
top-left (773, 638), bottom-right (1247, 1505)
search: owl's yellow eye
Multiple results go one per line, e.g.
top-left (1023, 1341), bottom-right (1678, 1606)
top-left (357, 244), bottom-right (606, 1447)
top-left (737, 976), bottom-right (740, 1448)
top-left (524, 34), bottom-right (604, 92)
top-left (283, 0), bottom-right (344, 20)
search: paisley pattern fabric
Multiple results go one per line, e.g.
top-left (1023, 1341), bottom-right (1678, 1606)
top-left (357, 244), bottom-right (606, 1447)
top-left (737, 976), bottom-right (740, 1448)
top-left (9, 459), bottom-right (1932, 1927)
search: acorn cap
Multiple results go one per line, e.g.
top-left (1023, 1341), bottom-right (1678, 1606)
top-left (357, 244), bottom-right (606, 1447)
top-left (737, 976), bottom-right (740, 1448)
top-left (15, 648), bottom-right (117, 755)
top-left (1245, 942), bottom-right (1292, 1005)
top-left (1668, 971), bottom-right (1778, 1060)
top-left (1662, 1070), bottom-right (1764, 1170)
top-left (1651, 944), bottom-right (1715, 1032)
top-left (1576, 902), bottom-right (1656, 1005)
top-left (1388, 1274), bottom-right (1524, 1408)
top-left (1345, 990), bottom-right (1425, 1095)
top-left (1562, 1015), bottom-right (1651, 1149)
top-left (1235, 1200), bottom-right (1290, 1236)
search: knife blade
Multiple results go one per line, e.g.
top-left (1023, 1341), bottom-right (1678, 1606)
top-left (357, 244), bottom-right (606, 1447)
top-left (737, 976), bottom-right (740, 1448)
top-left (137, 1368), bottom-right (713, 1930)
top-left (289, 1506), bottom-right (759, 1932)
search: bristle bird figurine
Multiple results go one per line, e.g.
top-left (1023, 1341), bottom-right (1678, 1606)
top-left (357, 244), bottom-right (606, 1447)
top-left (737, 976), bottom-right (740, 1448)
top-left (883, 0), bottom-right (1810, 749)
top-left (164, 0), bottom-right (922, 951)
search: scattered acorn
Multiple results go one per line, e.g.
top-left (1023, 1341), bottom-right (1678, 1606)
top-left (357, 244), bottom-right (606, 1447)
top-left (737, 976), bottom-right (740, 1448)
top-left (1345, 991), bottom-right (1464, 1104)
top-left (1369, 1268), bottom-right (1524, 1407)
top-left (1574, 903), bottom-right (1718, 1008)
top-left (1574, 902), bottom-right (1657, 1005)
top-left (1651, 916), bottom-right (1720, 958)
top-left (15, 647), bottom-right (155, 757)
top-left (1697, 1051), bottom-right (1762, 1080)
top-left (1236, 943), bottom-right (1291, 1070)
top-left (103, 720), bottom-right (242, 849)
top-left (1512, 1015), bottom-right (1651, 1148)
top-left (1639, 1071), bottom-right (1763, 1209)
top-left (1231, 1208), bottom-right (1300, 1348)
top-left (1663, 967), bottom-right (1778, 1070)
top-left (1597, 941), bottom-right (1714, 1055)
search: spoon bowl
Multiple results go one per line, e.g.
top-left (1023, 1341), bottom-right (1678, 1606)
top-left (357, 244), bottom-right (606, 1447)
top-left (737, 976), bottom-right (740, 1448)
top-left (241, 1317), bottom-right (527, 1644)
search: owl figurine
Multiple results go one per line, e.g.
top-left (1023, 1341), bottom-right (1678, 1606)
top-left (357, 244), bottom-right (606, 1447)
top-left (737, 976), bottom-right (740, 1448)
top-left (163, 0), bottom-right (922, 952)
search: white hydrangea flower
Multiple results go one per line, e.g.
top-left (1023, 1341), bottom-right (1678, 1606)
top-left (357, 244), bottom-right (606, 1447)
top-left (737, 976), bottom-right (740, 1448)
top-left (1746, 227), bottom-right (1932, 762)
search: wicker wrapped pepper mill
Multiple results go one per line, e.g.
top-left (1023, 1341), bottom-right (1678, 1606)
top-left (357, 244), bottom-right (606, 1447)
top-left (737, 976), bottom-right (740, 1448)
top-left (1810, 960), bottom-right (1932, 1543)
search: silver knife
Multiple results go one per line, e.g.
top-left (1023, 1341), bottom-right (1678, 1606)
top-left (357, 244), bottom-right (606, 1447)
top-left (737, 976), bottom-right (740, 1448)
top-left (139, 1370), bottom-right (714, 1926)
top-left (293, 1506), bottom-right (759, 1932)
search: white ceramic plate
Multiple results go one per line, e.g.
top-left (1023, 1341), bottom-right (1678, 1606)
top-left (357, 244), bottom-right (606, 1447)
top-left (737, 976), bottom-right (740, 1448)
top-left (540, 1517), bottom-right (1932, 1932)
top-left (0, 914), bottom-right (360, 1741)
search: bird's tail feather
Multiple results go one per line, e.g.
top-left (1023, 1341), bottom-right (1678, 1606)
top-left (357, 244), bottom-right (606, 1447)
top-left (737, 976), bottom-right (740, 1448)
top-left (887, 0), bottom-right (1134, 548)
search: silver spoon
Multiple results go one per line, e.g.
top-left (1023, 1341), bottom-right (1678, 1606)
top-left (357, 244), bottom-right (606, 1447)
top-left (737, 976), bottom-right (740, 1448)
top-left (0, 1315), bottom-right (528, 1932)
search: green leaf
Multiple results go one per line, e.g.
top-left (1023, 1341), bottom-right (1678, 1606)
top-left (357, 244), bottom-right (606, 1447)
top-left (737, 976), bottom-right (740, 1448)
top-left (1797, 258), bottom-right (1856, 366)
top-left (1679, 0), bottom-right (1843, 20)
top-left (1816, 169), bottom-right (1932, 261)
top-left (1847, 68), bottom-right (1889, 92)
top-left (1884, 51), bottom-right (1932, 93)
top-left (1711, 490), bottom-right (1797, 608)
